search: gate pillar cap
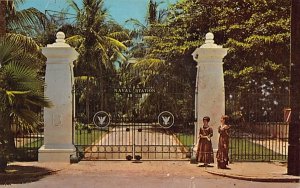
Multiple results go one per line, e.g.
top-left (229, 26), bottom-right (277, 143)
top-left (200, 32), bottom-right (221, 49)
top-left (43, 32), bottom-right (79, 61)
top-left (192, 32), bottom-right (228, 62)
top-left (47, 32), bottom-right (70, 48)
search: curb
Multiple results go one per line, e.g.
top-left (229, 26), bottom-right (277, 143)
top-left (205, 170), bottom-right (300, 183)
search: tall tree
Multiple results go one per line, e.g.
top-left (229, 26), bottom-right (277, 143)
top-left (123, 0), bottom-right (196, 120)
top-left (211, 0), bottom-right (290, 94)
top-left (126, 0), bottom-right (168, 58)
top-left (0, 0), bottom-right (46, 36)
top-left (210, 0), bottom-right (290, 121)
top-left (288, 0), bottom-right (300, 176)
top-left (0, 36), bottom-right (51, 171)
top-left (0, 1), bottom-right (50, 171)
top-left (0, 1), bottom-right (6, 36)
top-left (67, 0), bottom-right (128, 75)
top-left (140, 0), bottom-right (290, 122)
top-left (66, 0), bottom-right (129, 122)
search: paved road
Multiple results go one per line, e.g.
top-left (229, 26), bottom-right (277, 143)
top-left (6, 173), bottom-right (300, 188)
top-left (3, 161), bottom-right (299, 188)
top-left (85, 126), bottom-right (189, 160)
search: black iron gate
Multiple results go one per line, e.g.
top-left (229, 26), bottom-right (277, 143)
top-left (226, 92), bottom-right (289, 162)
top-left (73, 66), bottom-right (195, 160)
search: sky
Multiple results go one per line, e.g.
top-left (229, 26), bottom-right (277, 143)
top-left (20, 0), bottom-right (178, 28)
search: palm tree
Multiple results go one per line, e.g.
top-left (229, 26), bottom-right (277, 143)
top-left (0, 0), bottom-right (46, 36)
top-left (0, 1), bottom-right (50, 172)
top-left (66, 0), bottom-right (129, 122)
top-left (124, 0), bottom-right (195, 121)
top-left (126, 0), bottom-right (168, 59)
top-left (67, 0), bottom-right (128, 73)
top-left (0, 1), bottom-right (6, 35)
top-left (0, 36), bottom-right (51, 172)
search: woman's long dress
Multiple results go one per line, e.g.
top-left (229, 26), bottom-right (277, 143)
top-left (196, 126), bottom-right (214, 164)
top-left (216, 125), bottom-right (230, 168)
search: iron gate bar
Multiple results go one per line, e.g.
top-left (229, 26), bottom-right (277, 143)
top-left (73, 67), bottom-right (195, 160)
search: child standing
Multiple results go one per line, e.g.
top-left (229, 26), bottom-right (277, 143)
top-left (196, 116), bottom-right (214, 166)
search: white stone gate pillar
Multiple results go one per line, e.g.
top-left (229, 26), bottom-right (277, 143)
top-left (192, 33), bottom-right (228, 153)
top-left (39, 32), bottom-right (79, 162)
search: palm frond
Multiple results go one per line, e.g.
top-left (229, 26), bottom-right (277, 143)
top-left (110, 50), bottom-right (127, 63)
top-left (75, 76), bottom-right (97, 84)
top-left (2, 62), bottom-right (42, 91)
top-left (13, 52), bottom-right (44, 70)
top-left (66, 35), bottom-right (84, 48)
top-left (104, 36), bottom-right (127, 51)
top-left (125, 18), bottom-right (147, 30)
top-left (12, 108), bottom-right (41, 126)
top-left (24, 94), bottom-right (52, 108)
top-left (7, 7), bottom-right (46, 33)
top-left (0, 38), bottom-right (19, 65)
top-left (6, 33), bottom-right (41, 53)
top-left (75, 76), bottom-right (89, 82)
top-left (66, 0), bottom-right (81, 13)
top-left (7, 0), bottom-right (26, 9)
top-left (95, 42), bottom-right (110, 64)
top-left (107, 31), bottom-right (130, 41)
top-left (133, 58), bottom-right (165, 70)
top-left (5, 90), bottom-right (31, 105)
top-left (0, 34), bottom-right (44, 69)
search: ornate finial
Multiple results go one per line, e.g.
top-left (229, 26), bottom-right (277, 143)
top-left (205, 32), bottom-right (214, 44)
top-left (56, 32), bottom-right (66, 43)
top-left (47, 31), bottom-right (69, 47)
top-left (198, 32), bottom-right (221, 48)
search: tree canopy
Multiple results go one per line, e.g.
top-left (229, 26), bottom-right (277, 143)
top-left (125, 0), bottom-right (290, 122)
top-left (138, 0), bottom-right (290, 93)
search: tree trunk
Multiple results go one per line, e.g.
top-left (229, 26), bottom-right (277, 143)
top-left (0, 111), bottom-right (16, 172)
top-left (288, 0), bottom-right (300, 176)
top-left (0, 1), bottom-right (7, 36)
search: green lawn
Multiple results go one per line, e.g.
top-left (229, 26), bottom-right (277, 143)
top-left (74, 129), bottom-right (107, 145)
top-left (176, 133), bottom-right (194, 146)
top-left (229, 138), bottom-right (287, 161)
top-left (175, 134), bottom-right (286, 162)
top-left (17, 129), bottom-right (107, 148)
top-left (17, 130), bottom-right (287, 162)
top-left (17, 137), bottom-right (43, 148)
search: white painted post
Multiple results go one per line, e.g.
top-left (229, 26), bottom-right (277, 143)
top-left (39, 32), bottom-right (79, 163)
top-left (192, 32), bottom-right (228, 154)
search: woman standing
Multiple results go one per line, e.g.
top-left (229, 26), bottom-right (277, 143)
top-left (196, 116), bottom-right (214, 167)
top-left (216, 115), bottom-right (230, 169)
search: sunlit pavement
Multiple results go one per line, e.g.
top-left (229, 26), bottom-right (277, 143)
top-left (2, 161), bottom-right (300, 188)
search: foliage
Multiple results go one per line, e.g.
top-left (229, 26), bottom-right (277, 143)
top-left (0, 36), bottom-right (51, 169)
top-left (1, 0), bottom-right (47, 37)
top-left (127, 0), bottom-right (290, 122)
top-left (161, 0), bottom-right (290, 93)
top-left (124, 0), bottom-right (196, 121)
top-left (67, 0), bottom-right (129, 74)
top-left (66, 0), bottom-right (130, 122)
top-left (0, 1), bottom-right (51, 169)
top-left (212, 0), bottom-right (290, 94)
top-left (210, 0), bottom-right (290, 121)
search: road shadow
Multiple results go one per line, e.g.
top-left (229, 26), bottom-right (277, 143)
top-left (0, 165), bottom-right (54, 185)
top-left (197, 164), bottom-right (214, 168)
